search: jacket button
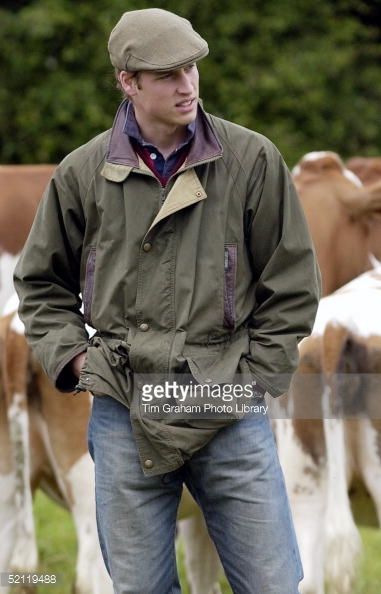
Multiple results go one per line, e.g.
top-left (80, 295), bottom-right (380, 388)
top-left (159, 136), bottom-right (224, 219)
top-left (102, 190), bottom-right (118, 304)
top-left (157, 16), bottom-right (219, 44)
top-left (196, 191), bottom-right (202, 197)
top-left (144, 459), bottom-right (154, 469)
top-left (143, 242), bottom-right (152, 252)
top-left (139, 322), bottom-right (149, 332)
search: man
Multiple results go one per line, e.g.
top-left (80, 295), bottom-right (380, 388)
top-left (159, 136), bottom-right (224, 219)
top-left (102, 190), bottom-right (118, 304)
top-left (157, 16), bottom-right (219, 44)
top-left (14, 8), bottom-right (321, 594)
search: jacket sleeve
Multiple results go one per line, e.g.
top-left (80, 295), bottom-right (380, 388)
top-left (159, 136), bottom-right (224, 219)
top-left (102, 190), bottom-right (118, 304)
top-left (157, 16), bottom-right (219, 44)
top-left (244, 142), bottom-right (321, 397)
top-left (13, 160), bottom-right (89, 392)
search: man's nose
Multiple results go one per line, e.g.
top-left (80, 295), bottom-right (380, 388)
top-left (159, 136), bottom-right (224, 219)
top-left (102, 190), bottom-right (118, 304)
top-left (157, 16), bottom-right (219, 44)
top-left (177, 72), bottom-right (194, 93)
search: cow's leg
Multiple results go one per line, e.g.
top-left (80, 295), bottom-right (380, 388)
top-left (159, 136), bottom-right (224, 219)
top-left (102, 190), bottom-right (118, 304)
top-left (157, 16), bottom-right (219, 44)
top-left (0, 470), bottom-right (17, 566)
top-left (6, 392), bottom-right (38, 572)
top-left (34, 417), bottom-right (113, 594)
top-left (357, 418), bottom-right (381, 525)
top-left (322, 387), bottom-right (362, 594)
top-left (275, 418), bottom-right (326, 594)
top-left (178, 511), bottom-right (222, 594)
top-left (3, 322), bottom-right (38, 572)
top-left (0, 384), bottom-right (17, 594)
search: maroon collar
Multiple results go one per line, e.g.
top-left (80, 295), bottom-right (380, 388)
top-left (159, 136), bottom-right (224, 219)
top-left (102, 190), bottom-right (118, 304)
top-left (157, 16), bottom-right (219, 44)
top-left (106, 99), bottom-right (223, 168)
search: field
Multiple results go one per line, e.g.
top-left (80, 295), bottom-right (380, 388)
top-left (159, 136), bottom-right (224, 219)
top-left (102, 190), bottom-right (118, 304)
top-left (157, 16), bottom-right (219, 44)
top-left (7, 482), bottom-right (380, 594)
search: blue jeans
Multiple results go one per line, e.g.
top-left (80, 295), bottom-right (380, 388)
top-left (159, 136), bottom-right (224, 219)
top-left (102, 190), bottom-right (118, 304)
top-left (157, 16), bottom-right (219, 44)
top-left (88, 395), bottom-right (303, 594)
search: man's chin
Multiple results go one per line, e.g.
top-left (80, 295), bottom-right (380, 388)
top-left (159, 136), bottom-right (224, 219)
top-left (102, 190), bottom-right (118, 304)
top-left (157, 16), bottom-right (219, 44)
top-left (175, 108), bottom-right (198, 126)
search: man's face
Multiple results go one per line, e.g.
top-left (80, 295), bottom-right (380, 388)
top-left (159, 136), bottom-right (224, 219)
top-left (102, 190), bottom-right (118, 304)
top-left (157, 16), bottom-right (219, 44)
top-left (120, 64), bottom-right (199, 130)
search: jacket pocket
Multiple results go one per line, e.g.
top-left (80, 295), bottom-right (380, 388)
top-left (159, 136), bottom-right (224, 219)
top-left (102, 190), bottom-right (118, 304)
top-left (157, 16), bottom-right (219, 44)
top-left (223, 244), bottom-right (237, 329)
top-left (83, 246), bottom-right (96, 325)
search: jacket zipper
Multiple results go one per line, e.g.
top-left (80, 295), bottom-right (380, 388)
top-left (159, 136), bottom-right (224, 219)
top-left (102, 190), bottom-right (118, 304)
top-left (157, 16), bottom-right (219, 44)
top-left (160, 186), bottom-right (167, 205)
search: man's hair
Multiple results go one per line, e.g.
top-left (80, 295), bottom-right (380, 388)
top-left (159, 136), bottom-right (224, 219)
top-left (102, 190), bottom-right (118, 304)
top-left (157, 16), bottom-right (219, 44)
top-left (114, 68), bottom-right (141, 100)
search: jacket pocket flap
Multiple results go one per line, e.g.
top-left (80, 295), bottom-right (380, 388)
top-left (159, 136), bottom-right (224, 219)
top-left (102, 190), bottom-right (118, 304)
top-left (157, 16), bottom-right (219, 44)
top-left (186, 350), bottom-right (245, 386)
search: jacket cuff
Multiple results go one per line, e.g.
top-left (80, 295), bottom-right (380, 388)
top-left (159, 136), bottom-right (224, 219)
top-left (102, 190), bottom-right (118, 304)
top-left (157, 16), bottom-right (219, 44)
top-left (54, 345), bottom-right (88, 392)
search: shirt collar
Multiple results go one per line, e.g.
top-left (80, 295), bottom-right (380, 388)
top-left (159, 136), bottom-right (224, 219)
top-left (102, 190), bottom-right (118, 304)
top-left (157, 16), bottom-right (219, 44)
top-left (123, 103), bottom-right (196, 154)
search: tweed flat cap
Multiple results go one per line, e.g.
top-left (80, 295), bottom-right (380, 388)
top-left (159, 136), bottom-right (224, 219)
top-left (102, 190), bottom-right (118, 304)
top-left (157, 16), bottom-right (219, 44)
top-left (108, 8), bottom-right (209, 72)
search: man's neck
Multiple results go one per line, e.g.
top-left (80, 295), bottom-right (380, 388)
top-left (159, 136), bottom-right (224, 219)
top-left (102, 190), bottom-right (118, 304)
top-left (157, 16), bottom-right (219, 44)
top-left (134, 115), bottom-right (188, 158)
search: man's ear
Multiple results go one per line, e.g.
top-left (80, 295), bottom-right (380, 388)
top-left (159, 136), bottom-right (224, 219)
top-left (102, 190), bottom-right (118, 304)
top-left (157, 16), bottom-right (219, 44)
top-left (119, 71), bottom-right (138, 97)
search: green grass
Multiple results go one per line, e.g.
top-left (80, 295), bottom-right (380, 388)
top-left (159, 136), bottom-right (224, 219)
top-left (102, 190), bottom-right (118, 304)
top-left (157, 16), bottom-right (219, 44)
top-left (10, 488), bottom-right (381, 593)
top-left (355, 526), bottom-right (381, 594)
top-left (350, 481), bottom-right (381, 594)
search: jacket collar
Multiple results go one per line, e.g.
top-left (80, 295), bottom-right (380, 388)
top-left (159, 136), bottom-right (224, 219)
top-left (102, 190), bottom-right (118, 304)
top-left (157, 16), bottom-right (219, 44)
top-left (102, 99), bottom-right (223, 182)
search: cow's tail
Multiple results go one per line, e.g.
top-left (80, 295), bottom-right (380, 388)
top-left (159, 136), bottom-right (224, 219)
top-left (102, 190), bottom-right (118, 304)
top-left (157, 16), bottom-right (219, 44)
top-left (321, 323), bottom-right (362, 594)
top-left (2, 310), bottom-right (38, 572)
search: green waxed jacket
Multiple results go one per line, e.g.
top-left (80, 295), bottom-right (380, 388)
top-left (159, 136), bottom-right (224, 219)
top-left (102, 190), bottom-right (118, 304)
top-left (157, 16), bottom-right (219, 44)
top-left (14, 100), bottom-right (321, 476)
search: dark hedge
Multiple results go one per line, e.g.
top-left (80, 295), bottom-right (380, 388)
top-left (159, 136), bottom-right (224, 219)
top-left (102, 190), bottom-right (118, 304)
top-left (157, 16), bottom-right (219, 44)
top-left (1, 0), bottom-right (380, 167)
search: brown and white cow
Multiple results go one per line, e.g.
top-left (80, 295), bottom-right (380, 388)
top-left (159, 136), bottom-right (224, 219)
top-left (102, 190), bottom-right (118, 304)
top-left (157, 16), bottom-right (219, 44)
top-left (275, 267), bottom-right (381, 594)
top-left (292, 151), bottom-right (381, 295)
top-left (268, 152), bottom-right (381, 593)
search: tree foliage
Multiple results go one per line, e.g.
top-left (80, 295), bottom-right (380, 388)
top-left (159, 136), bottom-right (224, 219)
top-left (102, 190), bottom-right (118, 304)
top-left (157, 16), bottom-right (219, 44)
top-left (1, 0), bottom-right (380, 167)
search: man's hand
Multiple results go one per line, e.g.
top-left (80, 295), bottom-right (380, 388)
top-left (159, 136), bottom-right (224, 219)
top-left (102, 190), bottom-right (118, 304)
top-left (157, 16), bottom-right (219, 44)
top-left (71, 352), bottom-right (87, 379)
